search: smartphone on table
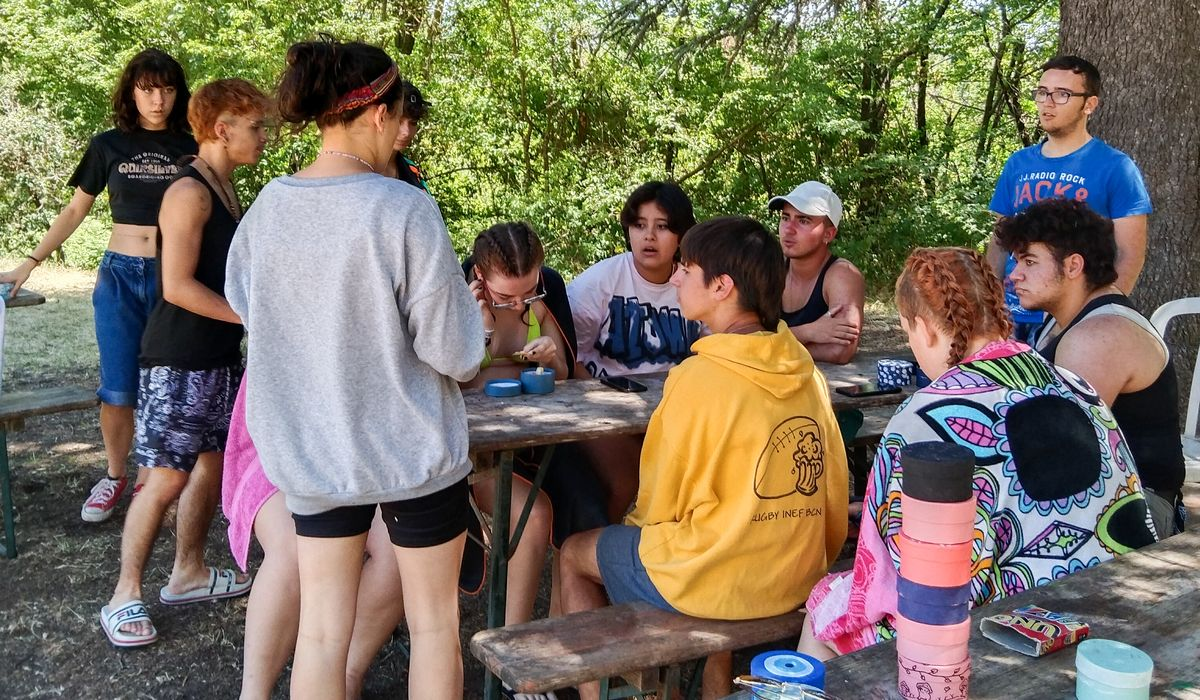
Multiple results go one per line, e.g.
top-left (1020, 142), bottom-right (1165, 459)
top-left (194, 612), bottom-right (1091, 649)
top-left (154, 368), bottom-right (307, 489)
top-left (600, 375), bottom-right (648, 393)
top-left (835, 381), bottom-right (902, 398)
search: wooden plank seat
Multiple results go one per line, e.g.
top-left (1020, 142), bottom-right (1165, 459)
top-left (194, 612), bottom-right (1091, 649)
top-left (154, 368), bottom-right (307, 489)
top-left (470, 601), bottom-right (805, 699)
top-left (845, 406), bottom-right (894, 498)
top-left (1, 386), bottom-right (100, 559)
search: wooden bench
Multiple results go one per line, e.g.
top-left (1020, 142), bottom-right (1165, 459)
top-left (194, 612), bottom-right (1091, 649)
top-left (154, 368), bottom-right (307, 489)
top-left (470, 602), bottom-right (805, 699)
top-left (845, 406), bottom-right (893, 497)
top-left (1, 386), bottom-right (100, 559)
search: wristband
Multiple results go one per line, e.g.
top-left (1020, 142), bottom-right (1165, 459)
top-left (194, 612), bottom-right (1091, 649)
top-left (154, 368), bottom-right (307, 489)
top-left (26, 254), bottom-right (43, 265)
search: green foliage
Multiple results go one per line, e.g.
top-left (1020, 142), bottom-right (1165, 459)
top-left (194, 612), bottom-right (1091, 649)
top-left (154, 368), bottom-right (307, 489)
top-left (0, 0), bottom-right (1058, 287)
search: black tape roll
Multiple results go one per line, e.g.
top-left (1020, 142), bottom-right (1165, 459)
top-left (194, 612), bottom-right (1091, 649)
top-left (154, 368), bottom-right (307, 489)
top-left (900, 442), bottom-right (975, 503)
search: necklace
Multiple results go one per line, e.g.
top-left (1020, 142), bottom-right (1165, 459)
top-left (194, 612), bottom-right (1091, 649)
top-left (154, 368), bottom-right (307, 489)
top-left (320, 150), bottom-right (376, 172)
top-left (193, 157), bottom-right (241, 221)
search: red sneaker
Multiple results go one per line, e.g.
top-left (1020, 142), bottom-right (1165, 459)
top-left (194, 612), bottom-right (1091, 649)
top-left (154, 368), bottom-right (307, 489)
top-left (81, 476), bottom-right (129, 523)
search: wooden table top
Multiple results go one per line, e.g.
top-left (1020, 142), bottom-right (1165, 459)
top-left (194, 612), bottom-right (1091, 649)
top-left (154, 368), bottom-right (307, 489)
top-left (821, 530), bottom-right (1200, 699)
top-left (465, 355), bottom-right (910, 455)
top-left (3, 288), bottom-right (46, 309)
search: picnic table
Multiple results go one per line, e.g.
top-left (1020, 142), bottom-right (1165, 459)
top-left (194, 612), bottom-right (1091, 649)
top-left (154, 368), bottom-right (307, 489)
top-left (817, 529), bottom-right (1200, 699)
top-left (2, 287), bottom-right (97, 558)
top-left (465, 356), bottom-right (910, 699)
top-left (3, 288), bottom-right (47, 309)
top-left (719, 530), bottom-right (1200, 699)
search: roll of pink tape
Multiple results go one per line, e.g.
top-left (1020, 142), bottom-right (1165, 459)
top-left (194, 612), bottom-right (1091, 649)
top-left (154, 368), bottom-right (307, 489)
top-left (901, 494), bottom-right (977, 545)
top-left (894, 612), bottom-right (971, 646)
top-left (897, 634), bottom-right (971, 666)
top-left (898, 653), bottom-right (971, 700)
top-left (899, 534), bottom-right (972, 588)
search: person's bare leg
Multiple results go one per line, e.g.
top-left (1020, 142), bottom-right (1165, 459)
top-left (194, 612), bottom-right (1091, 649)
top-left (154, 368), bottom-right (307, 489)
top-left (549, 550), bottom-right (563, 617)
top-left (291, 531), bottom-right (369, 700)
top-left (345, 514), bottom-right (406, 699)
top-left (99, 402), bottom-right (134, 480)
top-left (107, 466), bottom-right (188, 636)
top-left (701, 651), bottom-right (732, 699)
top-left (559, 529), bottom-right (609, 700)
top-left (394, 532), bottom-right (466, 700)
top-left (579, 436), bottom-right (643, 522)
top-left (473, 479), bottom-right (552, 624)
top-left (240, 493), bottom-right (300, 700)
top-left (164, 451), bottom-right (247, 593)
top-left (796, 615), bottom-right (838, 661)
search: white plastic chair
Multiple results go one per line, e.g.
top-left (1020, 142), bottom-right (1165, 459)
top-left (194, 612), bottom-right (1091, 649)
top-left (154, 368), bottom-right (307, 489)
top-left (1149, 297), bottom-right (1200, 482)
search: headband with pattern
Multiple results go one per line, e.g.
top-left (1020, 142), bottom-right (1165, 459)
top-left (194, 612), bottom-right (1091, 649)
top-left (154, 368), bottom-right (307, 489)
top-left (331, 63), bottom-right (399, 115)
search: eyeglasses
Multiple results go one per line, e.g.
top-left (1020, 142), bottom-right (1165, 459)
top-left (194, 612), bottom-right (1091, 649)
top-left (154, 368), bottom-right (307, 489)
top-left (1030, 88), bottom-right (1091, 105)
top-left (482, 275), bottom-right (546, 310)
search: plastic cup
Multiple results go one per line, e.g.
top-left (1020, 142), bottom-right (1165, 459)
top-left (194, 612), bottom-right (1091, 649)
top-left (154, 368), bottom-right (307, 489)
top-left (520, 367), bottom-right (555, 394)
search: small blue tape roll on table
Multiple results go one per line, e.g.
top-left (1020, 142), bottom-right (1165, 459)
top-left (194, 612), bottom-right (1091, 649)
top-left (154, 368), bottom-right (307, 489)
top-left (484, 379), bottom-right (522, 397)
top-left (750, 651), bottom-right (825, 689)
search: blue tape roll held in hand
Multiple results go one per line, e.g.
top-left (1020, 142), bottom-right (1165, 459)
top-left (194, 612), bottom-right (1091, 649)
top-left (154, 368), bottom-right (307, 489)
top-left (750, 651), bottom-right (825, 690)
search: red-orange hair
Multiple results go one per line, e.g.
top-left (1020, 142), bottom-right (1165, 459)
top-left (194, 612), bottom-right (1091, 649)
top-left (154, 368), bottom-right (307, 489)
top-left (895, 247), bottom-right (1013, 366)
top-left (187, 79), bottom-right (271, 144)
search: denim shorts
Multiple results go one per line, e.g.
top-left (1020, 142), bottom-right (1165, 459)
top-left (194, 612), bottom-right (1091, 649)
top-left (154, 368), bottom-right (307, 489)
top-left (596, 525), bottom-right (678, 613)
top-left (134, 365), bottom-right (240, 472)
top-left (93, 252), bottom-right (159, 407)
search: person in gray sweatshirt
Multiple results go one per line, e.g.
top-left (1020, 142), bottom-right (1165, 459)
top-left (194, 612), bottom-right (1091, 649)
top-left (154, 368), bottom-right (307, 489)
top-left (224, 39), bottom-right (482, 700)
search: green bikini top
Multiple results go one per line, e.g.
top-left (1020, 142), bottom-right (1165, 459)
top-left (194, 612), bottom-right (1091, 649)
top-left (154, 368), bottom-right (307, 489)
top-left (480, 310), bottom-right (542, 370)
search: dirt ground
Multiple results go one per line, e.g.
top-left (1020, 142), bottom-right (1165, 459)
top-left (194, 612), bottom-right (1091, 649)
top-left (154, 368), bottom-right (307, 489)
top-left (1, 266), bottom-right (1193, 699)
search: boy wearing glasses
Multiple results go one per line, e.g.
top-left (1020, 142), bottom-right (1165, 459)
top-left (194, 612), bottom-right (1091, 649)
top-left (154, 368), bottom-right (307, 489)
top-left (987, 55), bottom-right (1151, 342)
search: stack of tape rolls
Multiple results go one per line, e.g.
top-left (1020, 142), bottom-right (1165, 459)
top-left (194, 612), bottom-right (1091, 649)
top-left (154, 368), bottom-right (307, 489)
top-left (750, 651), bottom-right (826, 691)
top-left (877, 358), bottom-right (915, 389)
top-left (895, 442), bottom-right (976, 700)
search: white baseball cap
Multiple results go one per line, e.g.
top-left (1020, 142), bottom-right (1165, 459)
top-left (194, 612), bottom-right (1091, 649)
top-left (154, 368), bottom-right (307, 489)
top-left (768, 181), bottom-right (843, 228)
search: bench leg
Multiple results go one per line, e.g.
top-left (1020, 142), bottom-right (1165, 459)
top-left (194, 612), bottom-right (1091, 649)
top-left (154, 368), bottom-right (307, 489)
top-left (1, 429), bottom-right (14, 559)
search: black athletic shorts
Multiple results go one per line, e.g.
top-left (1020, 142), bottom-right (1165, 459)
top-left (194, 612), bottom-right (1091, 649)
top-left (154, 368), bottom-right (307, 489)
top-left (291, 477), bottom-right (469, 548)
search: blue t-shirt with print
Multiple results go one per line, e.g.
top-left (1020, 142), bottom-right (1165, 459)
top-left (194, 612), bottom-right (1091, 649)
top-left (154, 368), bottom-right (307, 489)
top-left (989, 137), bottom-right (1151, 323)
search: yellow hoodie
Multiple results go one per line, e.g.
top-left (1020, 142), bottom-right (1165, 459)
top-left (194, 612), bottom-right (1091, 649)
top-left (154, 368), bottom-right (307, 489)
top-left (626, 321), bottom-right (848, 619)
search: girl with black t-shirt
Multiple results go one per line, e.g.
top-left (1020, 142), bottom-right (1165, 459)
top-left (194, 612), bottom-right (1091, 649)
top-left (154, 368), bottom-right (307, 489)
top-left (0, 48), bottom-right (197, 524)
top-left (384, 80), bottom-right (430, 191)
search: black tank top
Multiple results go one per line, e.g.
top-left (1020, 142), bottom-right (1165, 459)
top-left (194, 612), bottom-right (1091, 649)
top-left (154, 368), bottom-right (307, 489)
top-left (140, 165), bottom-right (244, 370)
top-left (1038, 294), bottom-right (1184, 492)
top-left (781, 255), bottom-right (839, 327)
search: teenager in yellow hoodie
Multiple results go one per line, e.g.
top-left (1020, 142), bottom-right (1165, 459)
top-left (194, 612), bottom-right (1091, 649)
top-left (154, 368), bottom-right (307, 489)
top-left (560, 215), bottom-right (848, 699)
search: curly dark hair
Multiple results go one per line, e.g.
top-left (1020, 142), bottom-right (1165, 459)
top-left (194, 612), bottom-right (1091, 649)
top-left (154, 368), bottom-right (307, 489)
top-left (112, 48), bottom-right (191, 133)
top-left (993, 198), bottom-right (1118, 291)
top-left (277, 37), bottom-right (403, 129)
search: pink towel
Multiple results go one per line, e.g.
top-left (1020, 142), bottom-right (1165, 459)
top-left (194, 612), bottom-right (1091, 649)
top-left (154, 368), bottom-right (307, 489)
top-left (805, 510), bottom-right (899, 654)
top-left (222, 375), bottom-right (278, 573)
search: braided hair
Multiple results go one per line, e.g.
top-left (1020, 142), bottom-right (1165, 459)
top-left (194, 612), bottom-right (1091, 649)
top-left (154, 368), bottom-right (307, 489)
top-left (472, 222), bottom-right (544, 279)
top-left (895, 247), bottom-right (1013, 366)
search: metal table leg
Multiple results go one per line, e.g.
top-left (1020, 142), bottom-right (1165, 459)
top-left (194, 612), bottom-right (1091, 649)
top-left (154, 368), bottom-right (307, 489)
top-left (482, 446), bottom-right (557, 700)
top-left (1, 429), bottom-right (14, 559)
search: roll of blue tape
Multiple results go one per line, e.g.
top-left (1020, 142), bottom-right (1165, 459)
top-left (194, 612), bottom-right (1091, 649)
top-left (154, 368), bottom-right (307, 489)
top-left (897, 577), bottom-right (972, 608)
top-left (483, 379), bottom-right (522, 397)
top-left (898, 593), bottom-right (970, 625)
top-left (750, 651), bottom-right (825, 690)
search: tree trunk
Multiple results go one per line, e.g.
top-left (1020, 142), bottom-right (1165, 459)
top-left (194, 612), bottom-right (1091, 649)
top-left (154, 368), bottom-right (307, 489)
top-left (1060, 0), bottom-right (1200, 414)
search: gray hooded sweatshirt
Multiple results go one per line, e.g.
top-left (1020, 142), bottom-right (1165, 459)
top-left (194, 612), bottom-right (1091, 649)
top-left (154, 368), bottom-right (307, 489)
top-left (226, 173), bottom-right (482, 515)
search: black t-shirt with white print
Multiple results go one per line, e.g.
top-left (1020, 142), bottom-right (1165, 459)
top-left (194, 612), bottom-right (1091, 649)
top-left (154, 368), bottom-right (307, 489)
top-left (68, 127), bottom-right (198, 226)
